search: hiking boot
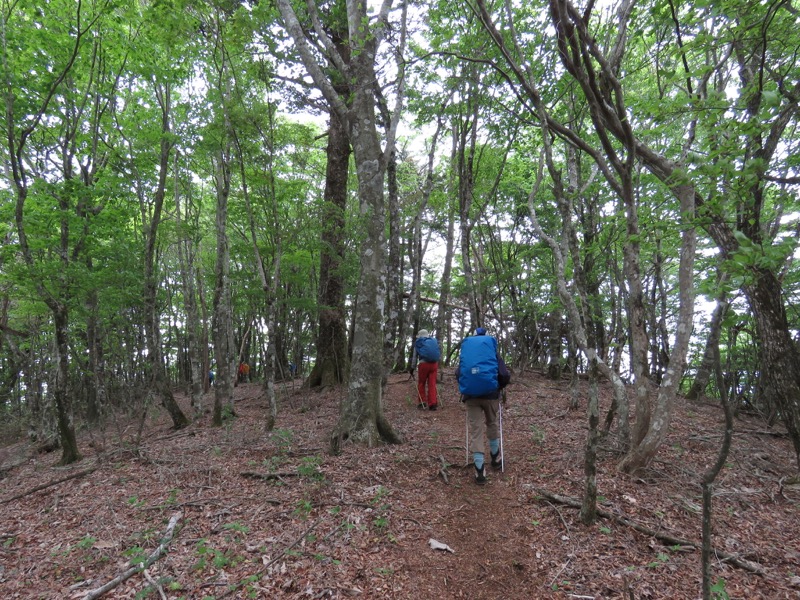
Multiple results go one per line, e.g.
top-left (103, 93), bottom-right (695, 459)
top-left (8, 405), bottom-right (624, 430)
top-left (475, 465), bottom-right (487, 485)
top-left (428, 404), bottom-right (438, 411)
top-left (417, 403), bottom-right (427, 410)
top-left (490, 451), bottom-right (503, 470)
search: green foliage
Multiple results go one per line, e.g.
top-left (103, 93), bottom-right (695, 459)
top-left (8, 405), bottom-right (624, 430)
top-left (292, 499), bottom-right (313, 520)
top-left (76, 536), bottom-right (96, 550)
top-left (222, 522), bottom-right (250, 535)
top-left (297, 456), bottom-right (324, 481)
top-left (123, 545), bottom-right (149, 567)
top-left (646, 552), bottom-right (670, 568)
top-left (191, 538), bottom-right (244, 572)
top-left (710, 578), bottom-right (730, 599)
top-left (127, 496), bottom-right (146, 509)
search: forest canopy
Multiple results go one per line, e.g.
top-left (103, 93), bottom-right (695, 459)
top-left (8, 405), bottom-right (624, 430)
top-left (1, 0), bottom-right (799, 472)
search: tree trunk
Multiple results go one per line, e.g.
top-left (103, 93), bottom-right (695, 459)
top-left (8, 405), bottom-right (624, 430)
top-left (702, 340), bottom-right (734, 599)
top-left (276, 0), bottom-right (403, 450)
top-left (746, 272), bottom-right (800, 463)
top-left (52, 305), bottom-right (81, 464)
top-left (174, 159), bottom-right (204, 418)
top-left (142, 84), bottom-right (188, 431)
top-left (436, 194), bottom-right (457, 367)
top-left (330, 61), bottom-right (401, 450)
top-left (85, 288), bottom-right (104, 426)
top-left (457, 92), bottom-right (482, 327)
top-left (580, 356), bottom-right (600, 524)
top-left (212, 147), bottom-right (234, 426)
top-left (686, 288), bottom-right (729, 401)
top-left (308, 110), bottom-right (350, 388)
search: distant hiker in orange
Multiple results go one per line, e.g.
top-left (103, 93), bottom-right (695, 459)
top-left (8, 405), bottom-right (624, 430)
top-left (409, 329), bottom-right (441, 411)
top-left (237, 362), bottom-right (250, 383)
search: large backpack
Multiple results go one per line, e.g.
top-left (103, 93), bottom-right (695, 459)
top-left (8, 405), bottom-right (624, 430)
top-left (458, 335), bottom-right (499, 396)
top-left (416, 337), bottom-right (440, 362)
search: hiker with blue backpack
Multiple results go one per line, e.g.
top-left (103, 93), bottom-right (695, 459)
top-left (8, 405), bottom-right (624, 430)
top-left (457, 327), bottom-right (511, 484)
top-left (409, 329), bottom-right (441, 411)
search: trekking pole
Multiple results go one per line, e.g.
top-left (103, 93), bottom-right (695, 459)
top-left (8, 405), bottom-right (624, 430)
top-left (499, 391), bottom-right (506, 472)
top-left (465, 408), bottom-right (470, 465)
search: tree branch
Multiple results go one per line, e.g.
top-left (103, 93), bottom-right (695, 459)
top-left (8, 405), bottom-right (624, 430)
top-left (83, 513), bottom-right (182, 600)
top-left (530, 487), bottom-right (765, 575)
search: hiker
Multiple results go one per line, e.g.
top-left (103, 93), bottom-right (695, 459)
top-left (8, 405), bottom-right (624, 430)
top-left (457, 327), bottom-right (511, 484)
top-left (238, 362), bottom-right (250, 383)
top-left (409, 329), bottom-right (441, 411)
top-left (208, 369), bottom-right (215, 386)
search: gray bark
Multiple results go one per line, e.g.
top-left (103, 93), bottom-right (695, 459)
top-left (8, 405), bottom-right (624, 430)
top-left (276, 0), bottom-right (404, 450)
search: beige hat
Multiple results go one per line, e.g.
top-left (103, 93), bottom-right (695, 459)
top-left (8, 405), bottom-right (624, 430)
top-left (417, 329), bottom-right (430, 338)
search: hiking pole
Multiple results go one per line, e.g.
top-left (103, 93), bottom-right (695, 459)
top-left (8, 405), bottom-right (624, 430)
top-left (465, 407), bottom-right (469, 465)
top-left (499, 391), bottom-right (506, 472)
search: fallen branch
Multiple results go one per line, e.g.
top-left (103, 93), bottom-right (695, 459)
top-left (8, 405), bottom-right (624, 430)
top-left (240, 471), bottom-right (300, 480)
top-left (0, 467), bottom-right (97, 505)
top-left (83, 512), bottom-right (182, 600)
top-left (529, 487), bottom-right (764, 575)
top-left (438, 454), bottom-right (450, 484)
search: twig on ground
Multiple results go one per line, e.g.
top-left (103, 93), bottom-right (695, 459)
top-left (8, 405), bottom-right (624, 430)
top-left (549, 555), bottom-right (572, 589)
top-left (438, 454), bottom-right (450, 484)
top-left (0, 466), bottom-right (97, 505)
top-left (83, 512), bottom-right (182, 600)
top-left (543, 410), bottom-right (571, 422)
top-left (240, 471), bottom-right (300, 480)
top-left (530, 487), bottom-right (765, 575)
top-left (143, 568), bottom-right (167, 600)
top-left (217, 519), bottom-right (320, 599)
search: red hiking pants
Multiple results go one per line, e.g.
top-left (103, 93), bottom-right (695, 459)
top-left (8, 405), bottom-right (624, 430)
top-left (417, 361), bottom-right (438, 407)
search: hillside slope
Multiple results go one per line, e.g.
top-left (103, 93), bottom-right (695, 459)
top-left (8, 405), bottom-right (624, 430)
top-left (1, 370), bottom-right (798, 599)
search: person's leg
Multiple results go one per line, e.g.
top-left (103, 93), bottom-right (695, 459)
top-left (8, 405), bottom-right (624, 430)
top-left (467, 399), bottom-right (487, 480)
top-left (416, 365), bottom-right (428, 408)
top-left (427, 362), bottom-right (438, 408)
top-left (485, 399), bottom-right (502, 468)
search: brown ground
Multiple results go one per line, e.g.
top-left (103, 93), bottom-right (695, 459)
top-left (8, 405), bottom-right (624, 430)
top-left (1, 369), bottom-right (799, 599)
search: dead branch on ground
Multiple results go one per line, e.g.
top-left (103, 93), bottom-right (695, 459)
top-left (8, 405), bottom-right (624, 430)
top-left (0, 466), bottom-right (97, 505)
top-left (241, 471), bottom-right (300, 480)
top-left (530, 487), bottom-right (765, 575)
top-left (83, 512), bottom-right (182, 600)
top-left (438, 454), bottom-right (450, 483)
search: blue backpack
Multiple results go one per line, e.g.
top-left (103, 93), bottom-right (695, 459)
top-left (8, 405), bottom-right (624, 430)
top-left (458, 335), bottom-right (499, 396)
top-left (416, 337), bottom-right (440, 362)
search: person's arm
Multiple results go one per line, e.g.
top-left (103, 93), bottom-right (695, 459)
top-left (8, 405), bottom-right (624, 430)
top-left (497, 354), bottom-right (511, 389)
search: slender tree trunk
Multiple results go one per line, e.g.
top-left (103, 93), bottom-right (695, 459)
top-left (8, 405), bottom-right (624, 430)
top-left (456, 95), bottom-right (482, 327)
top-left (212, 147), bottom-right (234, 426)
top-left (53, 305), bottom-right (81, 464)
top-left (436, 195), bottom-right (457, 367)
top-left (687, 285), bottom-right (729, 401)
top-left (580, 356), bottom-right (600, 524)
top-left (142, 84), bottom-right (188, 430)
top-left (85, 288), bottom-right (103, 425)
top-left (379, 85), bottom-right (403, 374)
top-left (175, 157), bottom-right (203, 418)
top-left (702, 342), bottom-right (734, 599)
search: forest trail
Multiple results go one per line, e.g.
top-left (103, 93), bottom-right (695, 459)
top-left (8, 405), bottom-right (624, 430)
top-left (0, 370), bottom-right (798, 599)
